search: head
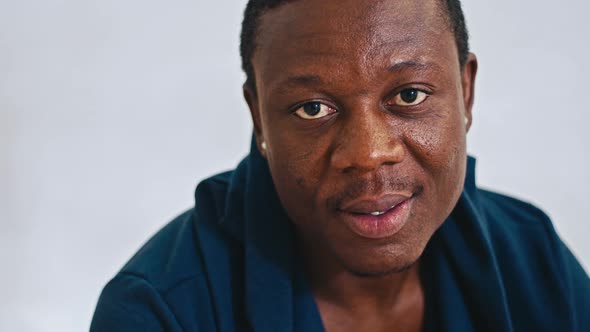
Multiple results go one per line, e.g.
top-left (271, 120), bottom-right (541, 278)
top-left (240, 0), bottom-right (477, 276)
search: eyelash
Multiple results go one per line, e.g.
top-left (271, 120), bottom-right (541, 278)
top-left (288, 87), bottom-right (433, 120)
top-left (290, 100), bottom-right (338, 120)
top-left (389, 88), bottom-right (431, 107)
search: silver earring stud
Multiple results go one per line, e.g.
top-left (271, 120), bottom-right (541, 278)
top-left (261, 141), bottom-right (267, 150)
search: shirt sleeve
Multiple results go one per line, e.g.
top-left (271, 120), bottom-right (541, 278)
top-left (90, 273), bottom-right (184, 332)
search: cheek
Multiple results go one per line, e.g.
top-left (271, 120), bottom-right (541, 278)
top-left (266, 122), bottom-right (334, 193)
top-left (406, 111), bottom-right (466, 193)
top-left (269, 151), bottom-right (308, 193)
top-left (260, 110), bottom-right (332, 227)
top-left (266, 140), bottom-right (325, 224)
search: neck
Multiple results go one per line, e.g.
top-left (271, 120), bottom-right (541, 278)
top-left (298, 235), bottom-right (423, 317)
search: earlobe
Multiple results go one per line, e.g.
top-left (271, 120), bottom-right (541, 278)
top-left (462, 53), bottom-right (478, 133)
top-left (243, 83), bottom-right (267, 157)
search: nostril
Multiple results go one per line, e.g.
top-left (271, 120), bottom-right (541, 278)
top-left (342, 166), bottom-right (356, 174)
top-left (332, 144), bottom-right (405, 173)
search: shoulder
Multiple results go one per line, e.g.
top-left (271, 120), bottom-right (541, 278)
top-left (474, 187), bottom-right (569, 268)
top-left (119, 170), bottom-right (234, 289)
top-left (472, 188), bottom-right (590, 330)
top-left (473, 188), bottom-right (586, 270)
top-left (476, 188), bottom-right (552, 227)
top-left (118, 210), bottom-right (204, 292)
top-left (473, 187), bottom-right (566, 253)
top-left (91, 171), bottom-right (236, 331)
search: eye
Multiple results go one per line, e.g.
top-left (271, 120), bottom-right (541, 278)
top-left (293, 102), bottom-right (336, 120)
top-left (393, 89), bottom-right (429, 106)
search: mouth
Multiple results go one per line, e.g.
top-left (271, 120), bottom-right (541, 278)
top-left (357, 202), bottom-right (402, 216)
top-left (338, 194), bottom-right (415, 239)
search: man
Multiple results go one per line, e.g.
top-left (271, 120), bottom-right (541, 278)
top-left (91, 0), bottom-right (590, 331)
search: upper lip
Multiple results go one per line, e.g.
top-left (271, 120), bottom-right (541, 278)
top-left (339, 193), bottom-right (413, 215)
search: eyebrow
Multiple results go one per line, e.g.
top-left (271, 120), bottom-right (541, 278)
top-left (272, 60), bottom-right (441, 94)
top-left (388, 60), bottom-right (442, 73)
top-left (282, 74), bottom-right (323, 87)
top-left (271, 74), bottom-right (325, 95)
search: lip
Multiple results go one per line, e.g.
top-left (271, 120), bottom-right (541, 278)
top-left (340, 193), bottom-right (412, 215)
top-left (338, 195), bottom-right (414, 239)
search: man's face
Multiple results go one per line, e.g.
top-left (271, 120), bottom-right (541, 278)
top-left (246, 0), bottom-right (477, 276)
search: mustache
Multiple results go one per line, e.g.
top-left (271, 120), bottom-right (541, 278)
top-left (326, 175), bottom-right (422, 210)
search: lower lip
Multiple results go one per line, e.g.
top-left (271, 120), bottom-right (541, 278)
top-left (340, 198), bottom-right (413, 239)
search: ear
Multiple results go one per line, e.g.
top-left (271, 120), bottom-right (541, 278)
top-left (461, 53), bottom-right (478, 133)
top-left (243, 83), bottom-right (267, 157)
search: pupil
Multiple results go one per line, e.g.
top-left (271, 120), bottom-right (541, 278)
top-left (304, 103), bottom-right (321, 116)
top-left (400, 89), bottom-right (418, 103)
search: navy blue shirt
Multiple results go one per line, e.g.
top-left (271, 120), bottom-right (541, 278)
top-left (91, 143), bottom-right (590, 331)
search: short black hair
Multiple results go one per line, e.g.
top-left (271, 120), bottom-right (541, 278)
top-left (240, 0), bottom-right (469, 92)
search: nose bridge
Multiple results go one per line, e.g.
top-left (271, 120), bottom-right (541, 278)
top-left (330, 104), bottom-right (405, 172)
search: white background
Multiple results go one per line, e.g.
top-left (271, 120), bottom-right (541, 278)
top-left (1, 0), bottom-right (588, 331)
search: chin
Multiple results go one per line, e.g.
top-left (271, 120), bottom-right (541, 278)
top-left (345, 259), bottom-right (418, 278)
top-left (335, 241), bottom-right (423, 278)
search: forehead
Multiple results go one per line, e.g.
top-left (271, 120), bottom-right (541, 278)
top-left (253, 0), bottom-right (457, 93)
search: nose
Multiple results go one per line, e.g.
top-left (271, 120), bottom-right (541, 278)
top-left (330, 108), bottom-right (405, 173)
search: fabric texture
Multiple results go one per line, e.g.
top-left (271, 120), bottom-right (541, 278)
top-left (91, 140), bottom-right (590, 331)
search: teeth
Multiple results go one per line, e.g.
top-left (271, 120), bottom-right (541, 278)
top-left (368, 205), bottom-right (397, 216)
